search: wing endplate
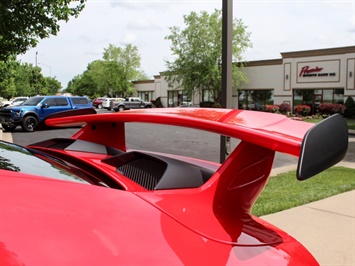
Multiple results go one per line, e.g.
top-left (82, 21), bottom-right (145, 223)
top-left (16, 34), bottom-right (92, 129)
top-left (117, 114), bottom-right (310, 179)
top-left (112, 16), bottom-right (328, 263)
top-left (297, 114), bottom-right (349, 180)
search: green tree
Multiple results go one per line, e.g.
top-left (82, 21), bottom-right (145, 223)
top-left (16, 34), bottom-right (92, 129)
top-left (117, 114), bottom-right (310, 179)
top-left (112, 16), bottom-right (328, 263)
top-left (65, 44), bottom-right (145, 98)
top-left (0, 58), bottom-right (54, 97)
top-left (87, 60), bottom-right (114, 96)
top-left (65, 74), bottom-right (82, 95)
top-left (32, 66), bottom-right (48, 95)
top-left (102, 44), bottom-right (142, 96)
top-left (135, 71), bottom-right (150, 81)
top-left (14, 62), bottom-right (35, 96)
top-left (65, 73), bottom-right (90, 96)
top-left (45, 76), bottom-right (61, 94)
top-left (66, 61), bottom-right (105, 97)
top-left (164, 9), bottom-right (252, 105)
top-left (0, 58), bottom-right (17, 98)
top-left (0, 0), bottom-right (86, 61)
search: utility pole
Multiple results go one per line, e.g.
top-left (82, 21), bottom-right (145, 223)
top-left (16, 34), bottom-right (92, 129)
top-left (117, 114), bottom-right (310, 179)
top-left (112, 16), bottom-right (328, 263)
top-left (220, 0), bottom-right (233, 163)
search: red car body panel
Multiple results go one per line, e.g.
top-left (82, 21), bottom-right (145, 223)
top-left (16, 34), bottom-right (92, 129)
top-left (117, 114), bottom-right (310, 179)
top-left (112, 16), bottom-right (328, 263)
top-left (47, 108), bottom-right (313, 156)
top-left (1, 171), bottom-right (317, 265)
top-left (1, 108), bottom-right (348, 265)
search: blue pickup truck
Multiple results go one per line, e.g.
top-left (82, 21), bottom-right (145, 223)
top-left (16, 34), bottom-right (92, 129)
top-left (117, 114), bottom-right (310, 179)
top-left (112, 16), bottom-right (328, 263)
top-left (0, 96), bottom-right (93, 132)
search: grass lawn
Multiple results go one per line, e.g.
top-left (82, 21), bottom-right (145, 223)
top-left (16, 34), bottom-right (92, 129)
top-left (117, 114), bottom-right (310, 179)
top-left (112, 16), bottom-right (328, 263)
top-left (252, 166), bottom-right (355, 217)
top-left (251, 115), bottom-right (355, 216)
top-left (344, 118), bottom-right (355, 130)
top-left (303, 117), bottom-right (355, 130)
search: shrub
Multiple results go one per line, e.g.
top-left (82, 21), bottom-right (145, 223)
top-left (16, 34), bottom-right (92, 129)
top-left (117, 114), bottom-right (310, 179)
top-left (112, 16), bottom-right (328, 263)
top-left (279, 103), bottom-right (291, 115)
top-left (151, 97), bottom-right (163, 108)
top-left (200, 101), bottom-right (214, 107)
top-left (265, 104), bottom-right (280, 113)
top-left (295, 105), bottom-right (311, 116)
top-left (317, 103), bottom-right (345, 117)
top-left (344, 96), bottom-right (355, 118)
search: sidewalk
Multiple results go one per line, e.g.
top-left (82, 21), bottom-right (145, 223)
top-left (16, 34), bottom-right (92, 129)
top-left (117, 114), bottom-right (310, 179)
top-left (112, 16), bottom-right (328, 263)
top-left (268, 124), bottom-right (354, 265)
top-left (1, 126), bottom-right (354, 265)
top-left (265, 162), bottom-right (355, 266)
top-left (0, 124), bottom-right (13, 142)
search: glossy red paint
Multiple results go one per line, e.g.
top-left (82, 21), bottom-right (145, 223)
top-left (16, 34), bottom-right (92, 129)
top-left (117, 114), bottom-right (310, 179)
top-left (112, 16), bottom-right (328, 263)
top-left (46, 108), bottom-right (313, 156)
top-left (1, 108), bottom-right (330, 265)
top-left (0, 171), bottom-right (318, 265)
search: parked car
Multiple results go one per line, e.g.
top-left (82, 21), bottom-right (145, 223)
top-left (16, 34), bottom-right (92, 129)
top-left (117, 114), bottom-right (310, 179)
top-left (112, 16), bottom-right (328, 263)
top-left (102, 98), bottom-right (116, 110)
top-left (0, 108), bottom-right (348, 265)
top-left (113, 97), bottom-right (153, 112)
top-left (0, 96), bottom-right (28, 108)
top-left (109, 97), bottom-right (125, 110)
top-left (92, 97), bottom-right (106, 109)
top-left (0, 98), bottom-right (6, 107)
top-left (0, 96), bottom-right (93, 132)
top-left (101, 98), bottom-right (124, 111)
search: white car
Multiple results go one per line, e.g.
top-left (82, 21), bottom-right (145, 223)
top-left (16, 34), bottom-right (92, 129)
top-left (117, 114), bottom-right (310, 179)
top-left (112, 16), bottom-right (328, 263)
top-left (0, 97), bottom-right (28, 108)
top-left (102, 98), bottom-right (124, 110)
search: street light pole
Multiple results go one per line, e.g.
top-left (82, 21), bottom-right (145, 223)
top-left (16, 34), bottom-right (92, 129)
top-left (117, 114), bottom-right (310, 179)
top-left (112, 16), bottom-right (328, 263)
top-left (38, 62), bottom-right (52, 77)
top-left (39, 62), bottom-right (54, 94)
top-left (220, 0), bottom-right (233, 163)
top-left (35, 51), bottom-right (38, 95)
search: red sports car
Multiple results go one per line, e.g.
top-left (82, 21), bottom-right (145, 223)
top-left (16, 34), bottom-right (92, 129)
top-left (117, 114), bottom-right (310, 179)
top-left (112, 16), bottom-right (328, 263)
top-left (0, 108), bottom-right (348, 265)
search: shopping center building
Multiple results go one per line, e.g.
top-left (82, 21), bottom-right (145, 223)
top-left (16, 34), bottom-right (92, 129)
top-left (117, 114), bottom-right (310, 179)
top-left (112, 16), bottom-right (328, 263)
top-left (133, 46), bottom-right (355, 113)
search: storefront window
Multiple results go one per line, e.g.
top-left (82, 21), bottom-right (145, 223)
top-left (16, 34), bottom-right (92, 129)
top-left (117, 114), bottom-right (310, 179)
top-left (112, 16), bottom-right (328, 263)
top-left (238, 89), bottom-right (273, 111)
top-left (202, 90), bottom-right (214, 102)
top-left (168, 90), bottom-right (191, 107)
top-left (293, 90), bottom-right (303, 106)
top-left (292, 89), bottom-right (344, 114)
top-left (302, 90), bottom-right (314, 106)
top-left (168, 91), bottom-right (178, 107)
top-left (137, 91), bottom-right (154, 102)
top-left (323, 90), bottom-right (333, 103)
top-left (238, 90), bottom-right (248, 109)
top-left (334, 89), bottom-right (344, 104)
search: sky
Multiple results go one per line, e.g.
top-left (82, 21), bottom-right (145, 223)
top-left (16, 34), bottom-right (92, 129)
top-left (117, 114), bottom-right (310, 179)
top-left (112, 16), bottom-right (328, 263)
top-left (17, 0), bottom-right (355, 89)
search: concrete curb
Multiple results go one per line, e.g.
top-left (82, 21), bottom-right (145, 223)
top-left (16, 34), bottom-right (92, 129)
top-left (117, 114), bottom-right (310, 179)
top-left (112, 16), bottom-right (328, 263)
top-left (266, 160), bottom-right (355, 265)
top-left (0, 123), bottom-right (13, 143)
top-left (262, 190), bottom-right (355, 265)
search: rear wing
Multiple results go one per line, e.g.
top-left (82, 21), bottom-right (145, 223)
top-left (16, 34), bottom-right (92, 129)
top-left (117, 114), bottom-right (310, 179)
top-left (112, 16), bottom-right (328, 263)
top-left (38, 108), bottom-right (348, 179)
top-left (34, 108), bottom-right (349, 233)
top-left (297, 114), bottom-right (348, 180)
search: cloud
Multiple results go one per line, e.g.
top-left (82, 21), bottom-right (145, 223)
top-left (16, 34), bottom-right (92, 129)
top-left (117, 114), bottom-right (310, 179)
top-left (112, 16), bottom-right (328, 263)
top-left (127, 19), bottom-right (162, 30)
top-left (121, 32), bottom-right (138, 44)
top-left (16, 0), bottom-right (354, 89)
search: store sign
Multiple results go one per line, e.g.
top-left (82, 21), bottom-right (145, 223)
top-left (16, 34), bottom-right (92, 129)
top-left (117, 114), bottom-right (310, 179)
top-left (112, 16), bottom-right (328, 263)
top-left (297, 60), bottom-right (340, 83)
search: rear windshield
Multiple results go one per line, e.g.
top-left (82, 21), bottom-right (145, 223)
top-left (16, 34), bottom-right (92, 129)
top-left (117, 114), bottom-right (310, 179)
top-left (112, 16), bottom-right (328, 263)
top-left (0, 141), bottom-right (92, 185)
top-left (71, 97), bottom-right (90, 105)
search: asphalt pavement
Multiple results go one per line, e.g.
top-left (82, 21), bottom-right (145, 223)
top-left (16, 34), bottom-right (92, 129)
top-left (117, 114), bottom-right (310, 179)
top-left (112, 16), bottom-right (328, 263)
top-left (1, 126), bottom-right (354, 265)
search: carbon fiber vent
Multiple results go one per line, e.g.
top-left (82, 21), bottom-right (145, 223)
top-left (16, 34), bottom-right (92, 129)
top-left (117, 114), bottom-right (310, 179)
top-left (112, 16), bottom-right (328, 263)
top-left (118, 158), bottom-right (167, 190)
